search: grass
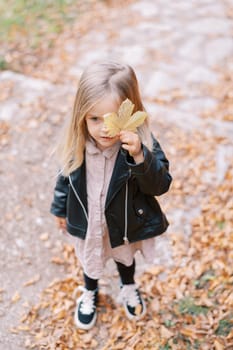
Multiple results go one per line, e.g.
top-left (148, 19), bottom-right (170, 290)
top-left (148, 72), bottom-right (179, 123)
top-left (193, 270), bottom-right (215, 289)
top-left (159, 344), bottom-right (171, 350)
top-left (215, 319), bottom-right (233, 336)
top-left (0, 0), bottom-right (95, 70)
top-left (0, 56), bottom-right (8, 70)
top-left (177, 297), bottom-right (209, 316)
top-left (0, 0), bottom-right (90, 46)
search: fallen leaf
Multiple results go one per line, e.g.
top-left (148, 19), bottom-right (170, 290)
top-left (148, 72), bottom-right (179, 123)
top-left (23, 274), bottom-right (41, 287)
top-left (135, 303), bottom-right (142, 316)
top-left (51, 256), bottom-right (65, 265)
top-left (160, 325), bottom-right (174, 339)
top-left (39, 232), bottom-right (49, 241)
top-left (11, 291), bottom-right (21, 303)
top-left (180, 326), bottom-right (197, 339)
top-left (214, 339), bottom-right (225, 350)
top-left (81, 332), bottom-right (93, 344)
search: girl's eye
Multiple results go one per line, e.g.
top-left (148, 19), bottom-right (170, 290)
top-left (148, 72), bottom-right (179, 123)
top-left (90, 116), bottom-right (99, 122)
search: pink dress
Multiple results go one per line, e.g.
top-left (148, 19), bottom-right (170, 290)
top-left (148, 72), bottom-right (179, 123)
top-left (74, 139), bottom-right (156, 279)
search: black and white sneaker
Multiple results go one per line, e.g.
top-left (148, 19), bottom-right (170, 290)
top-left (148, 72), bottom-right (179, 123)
top-left (74, 286), bottom-right (98, 330)
top-left (118, 284), bottom-right (146, 320)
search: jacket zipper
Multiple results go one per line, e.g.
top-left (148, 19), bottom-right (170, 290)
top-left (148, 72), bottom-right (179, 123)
top-left (123, 169), bottom-right (131, 245)
top-left (68, 175), bottom-right (88, 222)
top-left (123, 180), bottom-right (129, 244)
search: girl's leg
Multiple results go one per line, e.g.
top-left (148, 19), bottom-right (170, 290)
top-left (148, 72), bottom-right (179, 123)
top-left (83, 273), bottom-right (98, 290)
top-left (115, 259), bottom-right (135, 285)
top-left (74, 273), bottom-right (98, 330)
top-left (115, 259), bottom-right (146, 319)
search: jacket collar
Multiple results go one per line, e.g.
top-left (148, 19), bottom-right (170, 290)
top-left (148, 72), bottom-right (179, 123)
top-left (86, 138), bottom-right (121, 159)
top-left (69, 148), bottom-right (130, 211)
top-left (105, 149), bottom-right (130, 209)
top-left (69, 159), bottom-right (88, 211)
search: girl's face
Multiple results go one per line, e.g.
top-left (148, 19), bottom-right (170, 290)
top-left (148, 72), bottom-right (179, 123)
top-left (85, 94), bottom-right (121, 151)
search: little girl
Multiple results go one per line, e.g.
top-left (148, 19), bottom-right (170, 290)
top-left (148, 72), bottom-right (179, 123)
top-left (50, 61), bottom-right (172, 330)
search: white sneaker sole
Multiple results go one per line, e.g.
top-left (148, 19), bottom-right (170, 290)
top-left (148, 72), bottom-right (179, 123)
top-left (74, 310), bottom-right (97, 330)
top-left (124, 298), bottom-right (147, 320)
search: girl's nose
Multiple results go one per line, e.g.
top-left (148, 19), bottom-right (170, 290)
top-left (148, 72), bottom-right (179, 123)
top-left (102, 123), bottom-right (108, 133)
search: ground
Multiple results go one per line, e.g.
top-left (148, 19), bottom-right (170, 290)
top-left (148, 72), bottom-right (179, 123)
top-left (0, 1), bottom-right (232, 349)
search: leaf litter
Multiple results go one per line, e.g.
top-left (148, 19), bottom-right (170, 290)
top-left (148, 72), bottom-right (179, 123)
top-left (17, 131), bottom-right (233, 349)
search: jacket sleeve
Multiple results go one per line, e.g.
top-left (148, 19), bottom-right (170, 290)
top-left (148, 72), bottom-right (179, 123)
top-left (50, 174), bottom-right (69, 217)
top-left (126, 134), bottom-right (172, 196)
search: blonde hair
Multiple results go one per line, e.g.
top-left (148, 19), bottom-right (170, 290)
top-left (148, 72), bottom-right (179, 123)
top-left (57, 61), bottom-right (152, 176)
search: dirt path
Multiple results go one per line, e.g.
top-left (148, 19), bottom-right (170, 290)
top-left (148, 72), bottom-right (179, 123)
top-left (0, 1), bottom-right (232, 349)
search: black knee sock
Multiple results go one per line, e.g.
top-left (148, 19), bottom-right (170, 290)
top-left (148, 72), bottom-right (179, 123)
top-left (83, 273), bottom-right (98, 291)
top-left (115, 259), bottom-right (136, 285)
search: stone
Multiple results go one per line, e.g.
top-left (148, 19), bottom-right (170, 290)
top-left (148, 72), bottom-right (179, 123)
top-left (186, 66), bottom-right (219, 84)
top-left (205, 38), bottom-right (233, 66)
top-left (187, 18), bottom-right (232, 35)
top-left (216, 144), bottom-right (233, 184)
top-left (144, 71), bottom-right (179, 98)
top-left (0, 71), bottom-right (52, 91)
top-left (178, 36), bottom-right (205, 61)
top-left (130, 1), bottom-right (159, 17)
top-left (0, 102), bottom-right (19, 121)
top-left (177, 97), bottom-right (218, 114)
top-left (120, 45), bottom-right (147, 66)
top-left (196, 3), bottom-right (226, 17)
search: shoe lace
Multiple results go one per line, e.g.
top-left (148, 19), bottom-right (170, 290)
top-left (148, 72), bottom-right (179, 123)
top-left (118, 284), bottom-right (140, 308)
top-left (76, 286), bottom-right (96, 315)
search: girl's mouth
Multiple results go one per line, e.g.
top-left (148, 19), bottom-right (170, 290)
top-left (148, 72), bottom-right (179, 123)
top-left (101, 136), bottom-right (113, 140)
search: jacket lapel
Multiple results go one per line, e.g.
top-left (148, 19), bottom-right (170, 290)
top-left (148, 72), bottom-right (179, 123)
top-left (105, 150), bottom-right (130, 209)
top-left (70, 150), bottom-right (130, 211)
top-left (70, 161), bottom-right (88, 211)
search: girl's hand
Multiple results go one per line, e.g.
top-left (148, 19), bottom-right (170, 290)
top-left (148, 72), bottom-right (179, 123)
top-left (55, 216), bottom-right (67, 232)
top-left (119, 130), bottom-right (144, 164)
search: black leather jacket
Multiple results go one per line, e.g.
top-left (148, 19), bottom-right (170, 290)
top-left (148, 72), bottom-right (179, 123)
top-left (50, 135), bottom-right (172, 248)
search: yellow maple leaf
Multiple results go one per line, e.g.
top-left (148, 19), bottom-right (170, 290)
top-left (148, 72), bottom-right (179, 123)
top-left (135, 303), bottom-right (142, 316)
top-left (104, 98), bottom-right (147, 137)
